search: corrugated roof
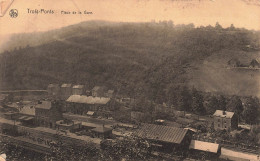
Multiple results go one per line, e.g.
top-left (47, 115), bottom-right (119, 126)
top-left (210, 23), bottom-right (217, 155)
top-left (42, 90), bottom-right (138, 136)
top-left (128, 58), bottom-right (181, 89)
top-left (213, 110), bottom-right (234, 118)
top-left (189, 140), bottom-right (219, 153)
top-left (61, 84), bottom-right (72, 88)
top-left (134, 124), bottom-right (189, 144)
top-left (73, 85), bottom-right (84, 89)
top-left (35, 101), bottom-right (52, 109)
top-left (66, 95), bottom-right (110, 104)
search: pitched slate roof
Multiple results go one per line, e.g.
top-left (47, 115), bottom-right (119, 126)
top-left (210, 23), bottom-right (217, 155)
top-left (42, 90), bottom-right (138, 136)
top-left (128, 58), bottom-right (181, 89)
top-left (134, 124), bottom-right (189, 144)
top-left (35, 101), bottom-right (52, 109)
top-left (66, 95), bottom-right (110, 104)
top-left (213, 110), bottom-right (234, 119)
top-left (189, 140), bottom-right (220, 153)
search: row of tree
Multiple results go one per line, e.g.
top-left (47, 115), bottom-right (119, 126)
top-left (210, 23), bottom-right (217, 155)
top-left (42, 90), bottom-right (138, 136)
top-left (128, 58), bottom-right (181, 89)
top-left (133, 86), bottom-right (259, 124)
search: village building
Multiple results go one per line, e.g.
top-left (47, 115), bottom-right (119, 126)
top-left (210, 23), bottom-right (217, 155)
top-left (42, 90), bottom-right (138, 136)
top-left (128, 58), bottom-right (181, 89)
top-left (72, 85), bottom-right (85, 95)
top-left (56, 119), bottom-right (81, 132)
top-left (86, 111), bottom-right (96, 117)
top-left (65, 95), bottom-right (111, 115)
top-left (85, 90), bottom-right (92, 96)
top-left (189, 140), bottom-right (220, 159)
top-left (3, 102), bottom-right (20, 112)
top-left (134, 124), bottom-right (194, 153)
top-left (47, 84), bottom-right (60, 96)
top-left (105, 90), bottom-right (114, 98)
top-left (213, 110), bottom-right (238, 131)
top-left (16, 104), bottom-right (36, 126)
top-left (227, 58), bottom-right (241, 67)
top-left (60, 84), bottom-right (72, 100)
top-left (35, 101), bottom-right (63, 129)
top-left (3, 112), bottom-right (18, 120)
top-left (90, 126), bottom-right (113, 139)
top-left (249, 59), bottom-right (260, 68)
top-left (92, 86), bottom-right (107, 97)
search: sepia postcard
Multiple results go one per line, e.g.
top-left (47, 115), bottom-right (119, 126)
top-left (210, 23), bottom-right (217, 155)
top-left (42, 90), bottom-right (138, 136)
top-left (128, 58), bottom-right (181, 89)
top-left (0, 0), bottom-right (260, 160)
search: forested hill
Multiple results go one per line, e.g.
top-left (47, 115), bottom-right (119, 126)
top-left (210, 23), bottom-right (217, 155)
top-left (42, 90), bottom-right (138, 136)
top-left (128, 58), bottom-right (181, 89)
top-left (0, 21), bottom-right (259, 101)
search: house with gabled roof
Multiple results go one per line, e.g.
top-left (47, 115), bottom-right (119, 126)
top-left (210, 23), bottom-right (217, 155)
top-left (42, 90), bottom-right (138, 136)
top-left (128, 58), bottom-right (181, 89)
top-left (92, 86), bottom-right (107, 97)
top-left (65, 95), bottom-right (111, 114)
top-left (91, 125), bottom-right (113, 139)
top-left (249, 59), bottom-right (260, 68)
top-left (60, 84), bottom-right (72, 100)
top-left (35, 101), bottom-right (63, 128)
top-left (47, 84), bottom-right (60, 96)
top-left (72, 85), bottom-right (85, 95)
top-left (213, 110), bottom-right (238, 131)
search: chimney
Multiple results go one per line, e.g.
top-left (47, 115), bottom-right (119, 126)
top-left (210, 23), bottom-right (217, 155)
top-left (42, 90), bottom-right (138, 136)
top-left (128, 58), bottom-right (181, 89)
top-left (223, 111), bottom-right (226, 115)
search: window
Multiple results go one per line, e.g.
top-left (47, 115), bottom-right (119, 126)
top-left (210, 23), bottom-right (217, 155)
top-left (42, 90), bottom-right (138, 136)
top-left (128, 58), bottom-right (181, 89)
top-left (218, 119), bottom-right (220, 122)
top-left (218, 124), bottom-right (220, 127)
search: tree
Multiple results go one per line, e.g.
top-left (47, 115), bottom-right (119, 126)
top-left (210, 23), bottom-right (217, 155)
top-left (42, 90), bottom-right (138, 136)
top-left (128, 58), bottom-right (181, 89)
top-left (191, 88), bottom-right (205, 115)
top-left (228, 24), bottom-right (235, 30)
top-left (215, 22), bottom-right (223, 30)
top-left (226, 96), bottom-right (243, 117)
top-left (206, 95), bottom-right (219, 115)
top-left (217, 95), bottom-right (227, 111)
top-left (242, 97), bottom-right (259, 124)
top-left (176, 86), bottom-right (192, 111)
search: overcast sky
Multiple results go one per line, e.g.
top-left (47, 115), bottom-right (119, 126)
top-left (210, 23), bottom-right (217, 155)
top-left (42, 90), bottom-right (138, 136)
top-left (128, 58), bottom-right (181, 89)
top-left (0, 0), bottom-right (260, 36)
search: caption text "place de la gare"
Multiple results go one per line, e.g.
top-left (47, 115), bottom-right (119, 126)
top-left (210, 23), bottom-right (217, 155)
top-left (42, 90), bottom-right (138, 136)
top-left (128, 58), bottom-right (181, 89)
top-left (27, 9), bottom-right (93, 15)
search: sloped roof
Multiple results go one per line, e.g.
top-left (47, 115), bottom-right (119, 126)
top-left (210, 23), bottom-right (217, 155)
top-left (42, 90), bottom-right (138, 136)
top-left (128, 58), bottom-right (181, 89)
top-left (189, 140), bottom-right (219, 153)
top-left (250, 59), bottom-right (260, 67)
top-left (73, 85), bottom-right (84, 89)
top-left (20, 105), bottom-right (35, 116)
top-left (35, 101), bottom-right (52, 109)
top-left (66, 95), bottom-right (110, 104)
top-left (91, 126), bottom-right (112, 133)
top-left (18, 115), bottom-right (34, 121)
top-left (61, 84), bottom-right (72, 88)
top-left (134, 124), bottom-right (189, 144)
top-left (87, 111), bottom-right (95, 115)
top-left (213, 110), bottom-right (234, 118)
